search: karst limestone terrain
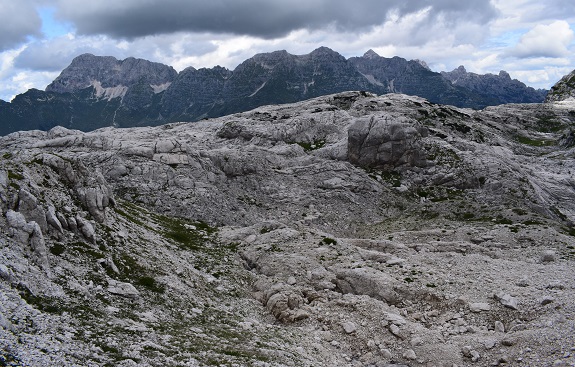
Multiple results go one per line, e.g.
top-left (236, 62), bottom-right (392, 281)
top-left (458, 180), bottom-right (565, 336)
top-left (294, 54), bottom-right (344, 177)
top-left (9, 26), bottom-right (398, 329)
top-left (1, 90), bottom-right (575, 366)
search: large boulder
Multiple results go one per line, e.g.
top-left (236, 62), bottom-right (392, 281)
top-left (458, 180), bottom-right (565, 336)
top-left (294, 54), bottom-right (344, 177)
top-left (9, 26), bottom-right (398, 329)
top-left (18, 189), bottom-right (47, 233)
top-left (347, 115), bottom-right (427, 170)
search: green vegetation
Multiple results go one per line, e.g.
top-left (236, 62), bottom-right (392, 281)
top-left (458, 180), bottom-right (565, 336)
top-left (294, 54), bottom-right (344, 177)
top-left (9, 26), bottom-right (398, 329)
top-left (7, 169), bottom-right (23, 180)
top-left (516, 135), bottom-right (555, 147)
top-left (535, 115), bottom-right (563, 133)
top-left (50, 243), bottom-right (66, 256)
top-left (295, 139), bottom-right (326, 152)
top-left (16, 283), bottom-right (62, 314)
top-left (368, 169), bottom-right (402, 187)
top-left (136, 276), bottom-right (165, 293)
top-left (319, 236), bottom-right (337, 246)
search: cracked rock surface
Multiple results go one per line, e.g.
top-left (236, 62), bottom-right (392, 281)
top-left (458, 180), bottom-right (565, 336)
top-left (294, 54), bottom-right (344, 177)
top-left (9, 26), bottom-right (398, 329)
top-left (1, 91), bottom-right (575, 366)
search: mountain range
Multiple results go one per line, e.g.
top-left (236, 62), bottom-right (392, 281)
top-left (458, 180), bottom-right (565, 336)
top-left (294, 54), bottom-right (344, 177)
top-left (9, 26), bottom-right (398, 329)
top-left (0, 47), bottom-right (547, 136)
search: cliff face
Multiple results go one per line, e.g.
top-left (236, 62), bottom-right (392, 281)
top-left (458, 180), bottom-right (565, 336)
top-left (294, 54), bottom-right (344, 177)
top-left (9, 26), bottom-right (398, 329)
top-left (0, 48), bottom-right (549, 136)
top-left (1, 91), bottom-right (574, 366)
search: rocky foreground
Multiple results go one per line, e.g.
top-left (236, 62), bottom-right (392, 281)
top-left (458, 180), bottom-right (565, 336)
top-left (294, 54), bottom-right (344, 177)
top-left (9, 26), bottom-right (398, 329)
top-left (1, 91), bottom-right (575, 366)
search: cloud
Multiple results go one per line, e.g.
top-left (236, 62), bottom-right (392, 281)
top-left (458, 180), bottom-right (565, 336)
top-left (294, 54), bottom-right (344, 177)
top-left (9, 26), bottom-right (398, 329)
top-left (509, 21), bottom-right (574, 58)
top-left (53, 0), bottom-right (497, 40)
top-left (0, 48), bottom-right (59, 101)
top-left (13, 32), bottom-right (220, 73)
top-left (0, 0), bottom-right (42, 51)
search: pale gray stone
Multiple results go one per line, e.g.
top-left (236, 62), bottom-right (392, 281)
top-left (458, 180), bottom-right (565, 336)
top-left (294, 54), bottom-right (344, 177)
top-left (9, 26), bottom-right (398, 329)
top-left (341, 321), bottom-right (357, 334)
top-left (469, 302), bottom-right (491, 312)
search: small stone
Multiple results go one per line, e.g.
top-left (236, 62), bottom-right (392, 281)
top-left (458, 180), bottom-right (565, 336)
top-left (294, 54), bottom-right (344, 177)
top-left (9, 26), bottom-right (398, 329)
top-left (389, 324), bottom-right (401, 337)
top-left (403, 349), bottom-right (417, 360)
top-left (386, 257), bottom-right (405, 266)
top-left (540, 296), bottom-right (554, 305)
top-left (501, 338), bottom-right (517, 346)
top-left (471, 350), bottom-right (481, 362)
top-left (107, 280), bottom-right (140, 298)
top-left (293, 309), bottom-right (310, 321)
top-left (287, 276), bottom-right (297, 285)
top-left (385, 312), bottom-right (406, 326)
top-left (540, 250), bottom-right (556, 263)
top-left (469, 302), bottom-right (491, 312)
top-left (380, 348), bottom-right (392, 359)
top-left (516, 278), bottom-right (529, 287)
top-left (0, 264), bottom-right (12, 281)
top-left (462, 346), bottom-right (472, 357)
top-left (547, 281), bottom-right (565, 290)
top-left (495, 321), bottom-right (505, 333)
top-left (495, 293), bottom-right (518, 310)
top-left (410, 337), bottom-right (423, 346)
top-left (484, 340), bottom-right (496, 349)
top-left (342, 321), bottom-right (357, 334)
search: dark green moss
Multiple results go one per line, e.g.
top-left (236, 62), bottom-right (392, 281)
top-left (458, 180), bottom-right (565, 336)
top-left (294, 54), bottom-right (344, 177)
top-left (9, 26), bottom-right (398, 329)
top-left (50, 243), bottom-right (66, 256)
top-left (295, 139), bottom-right (326, 152)
top-left (136, 276), bottom-right (165, 293)
top-left (319, 237), bottom-right (337, 246)
top-left (7, 170), bottom-right (24, 180)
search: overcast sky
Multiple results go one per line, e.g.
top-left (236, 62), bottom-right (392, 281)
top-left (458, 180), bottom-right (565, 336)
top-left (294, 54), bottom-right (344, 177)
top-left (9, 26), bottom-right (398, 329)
top-left (1, 0), bottom-right (574, 101)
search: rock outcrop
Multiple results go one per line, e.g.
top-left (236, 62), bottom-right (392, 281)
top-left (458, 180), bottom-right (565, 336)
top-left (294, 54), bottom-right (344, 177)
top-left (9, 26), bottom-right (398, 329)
top-left (545, 68), bottom-right (575, 102)
top-left (0, 91), bottom-right (574, 366)
top-left (347, 113), bottom-right (428, 170)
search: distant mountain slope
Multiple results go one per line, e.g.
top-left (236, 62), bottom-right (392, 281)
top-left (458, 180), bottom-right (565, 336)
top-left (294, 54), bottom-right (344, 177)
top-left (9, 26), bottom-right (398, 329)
top-left (545, 68), bottom-right (575, 102)
top-left (349, 50), bottom-right (497, 108)
top-left (441, 65), bottom-right (547, 104)
top-left (0, 47), bottom-right (548, 135)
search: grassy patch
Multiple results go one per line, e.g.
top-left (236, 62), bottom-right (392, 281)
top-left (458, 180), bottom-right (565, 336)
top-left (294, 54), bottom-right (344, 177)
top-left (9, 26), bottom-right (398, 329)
top-left (136, 276), bottom-right (165, 293)
top-left (50, 243), bottom-right (66, 256)
top-left (516, 135), bottom-right (555, 147)
top-left (295, 139), bottom-right (326, 152)
top-left (319, 236), bottom-right (337, 246)
top-left (16, 283), bottom-right (62, 314)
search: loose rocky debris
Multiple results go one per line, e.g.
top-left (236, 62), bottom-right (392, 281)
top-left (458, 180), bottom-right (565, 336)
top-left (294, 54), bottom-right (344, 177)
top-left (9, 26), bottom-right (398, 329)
top-left (1, 91), bottom-right (575, 366)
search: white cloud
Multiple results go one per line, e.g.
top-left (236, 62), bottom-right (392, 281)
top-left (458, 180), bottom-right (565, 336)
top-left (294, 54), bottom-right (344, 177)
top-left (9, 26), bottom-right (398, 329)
top-left (508, 20), bottom-right (574, 58)
top-left (0, 0), bottom-right (42, 50)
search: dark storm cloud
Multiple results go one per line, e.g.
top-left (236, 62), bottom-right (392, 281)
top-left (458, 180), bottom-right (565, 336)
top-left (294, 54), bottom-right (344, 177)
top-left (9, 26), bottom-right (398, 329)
top-left (0, 1), bottom-right (42, 51)
top-left (54, 0), bottom-right (498, 39)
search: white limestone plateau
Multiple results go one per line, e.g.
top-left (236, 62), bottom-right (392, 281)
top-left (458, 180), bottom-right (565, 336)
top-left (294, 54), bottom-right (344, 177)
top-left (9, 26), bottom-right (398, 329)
top-left (1, 91), bottom-right (575, 366)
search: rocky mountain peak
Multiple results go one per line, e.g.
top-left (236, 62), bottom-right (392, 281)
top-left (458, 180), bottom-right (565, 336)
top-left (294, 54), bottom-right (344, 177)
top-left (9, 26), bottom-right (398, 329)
top-left (46, 54), bottom-right (177, 94)
top-left (363, 49), bottom-right (380, 59)
top-left (498, 70), bottom-right (511, 79)
top-left (545, 68), bottom-right (575, 102)
top-left (412, 59), bottom-right (430, 70)
top-left (455, 65), bottom-right (467, 74)
top-left (442, 66), bottom-right (546, 104)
